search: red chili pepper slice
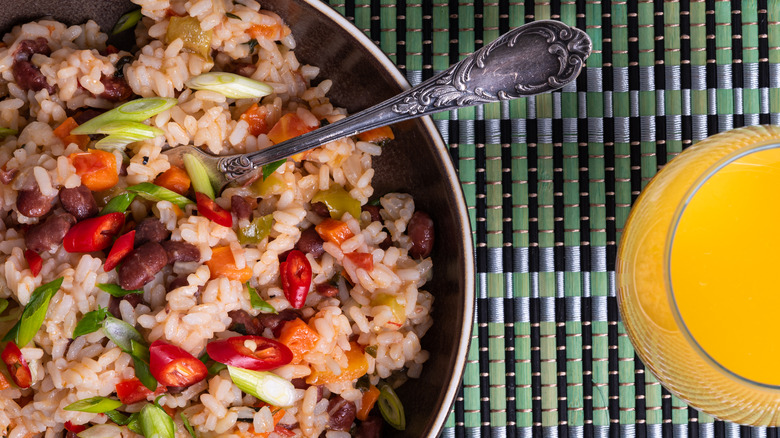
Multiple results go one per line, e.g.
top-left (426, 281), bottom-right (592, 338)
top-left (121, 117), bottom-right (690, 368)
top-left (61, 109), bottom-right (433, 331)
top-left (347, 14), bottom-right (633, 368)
top-left (196, 192), bottom-right (233, 227)
top-left (206, 335), bottom-right (293, 371)
top-left (23, 249), bottom-right (42, 277)
top-left (344, 252), bottom-right (374, 272)
top-left (280, 249), bottom-right (312, 309)
top-left (115, 377), bottom-right (166, 405)
top-left (1, 341), bottom-right (32, 388)
top-left (64, 421), bottom-right (87, 434)
top-left (149, 340), bottom-right (208, 388)
top-left (104, 230), bottom-right (135, 272)
top-left (274, 425), bottom-right (296, 437)
top-left (63, 212), bottom-right (125, 253)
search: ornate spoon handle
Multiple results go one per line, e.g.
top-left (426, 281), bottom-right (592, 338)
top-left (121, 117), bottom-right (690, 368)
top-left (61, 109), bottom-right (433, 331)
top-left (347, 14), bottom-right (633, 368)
top-left (218, 20), bottom-right (591, 180)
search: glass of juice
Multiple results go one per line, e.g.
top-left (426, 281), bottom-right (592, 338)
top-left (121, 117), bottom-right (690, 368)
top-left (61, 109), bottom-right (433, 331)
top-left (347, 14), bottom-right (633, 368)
top-left (618, 125), bottom-right (780, 425)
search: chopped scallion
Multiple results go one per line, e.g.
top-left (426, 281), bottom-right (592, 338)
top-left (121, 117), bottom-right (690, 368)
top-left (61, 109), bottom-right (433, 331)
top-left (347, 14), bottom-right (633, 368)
top-left (112, 9), bottom-right (143, 34)
top-left (64, 396), bottom-right (122, 413)
top-left (1, 277), bottom-right (63, 346)
top-left (139, 403), bottom-right (175, 438)
top-left (247, 283), bottom-right (276, 314)
top-left (127, 182), bottom-right (194, 210)
top-left (227, 366), bottom-right (296, 407)
top-left (72, 98), bottom-right (177, 135)
top-left (97, 283), bottom-right (144, 297)
top-left (185, 72), bottom-right (273, 99)
top-left (101, 192), bottom-right (137, 215)
top-left (105, 409), bottom-right (132, 426)
top-left (0, 127), bottom-right (18, 139)
top-left (96, 121), bottom-right (164, 138)
top-left (133, 356), bottom-right (158, 391)
top-left (378, 383), bottom-right (406, 430)
top-left (94, 132), bottom-right (153, 151)
top-left (226, 12), bottom-right (241, 20)
top-left (181, 412), bottom-right (198, 438)
top-left (73, 307), bottom-right (109, 338)
top-left (0, 298), bottom-right (7, 315)
top-left (102, 316), bottom-right (144, 353)
top-left (262, 159), bottom-right (287, 180)
top-left (182, 154), bottom-right (215, 200)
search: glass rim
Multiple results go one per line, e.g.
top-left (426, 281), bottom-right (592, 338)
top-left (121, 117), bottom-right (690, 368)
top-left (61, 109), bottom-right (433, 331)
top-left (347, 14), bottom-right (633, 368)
top-left (665, 141), bottom-right (780, 391)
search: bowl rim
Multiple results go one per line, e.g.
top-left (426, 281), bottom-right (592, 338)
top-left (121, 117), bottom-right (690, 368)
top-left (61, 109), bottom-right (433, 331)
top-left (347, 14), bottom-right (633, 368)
top-left (297, 1), bottom-right (475, 435)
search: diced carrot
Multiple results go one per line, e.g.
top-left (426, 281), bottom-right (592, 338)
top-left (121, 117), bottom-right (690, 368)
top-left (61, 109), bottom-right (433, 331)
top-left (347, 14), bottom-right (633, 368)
top-left (154, 165), bottom-right (191, 195)
top-left (315, 218), bottom-right (354, 246)
top-left (0, 372), bottom-right (9, 390)
top-left (238, 406), bottom-right (287, 438)
top-left (249, 23), bottom-right (282, 40)
top-left (306, 342), bottom-right (368, 385)
top-left (171, 204), bottom-right (185, 218)
top-left (277, 318), bottom-right (320, 364)
top-left (163, 405), bottom-right (177, 418)
top-left (206, 246), bottom-right (253, 282)
top-left (240, 103), bottom-right (270, 137)
top-left (356, 385), bottom-right (381, 421)
top-left (357, 126), bottom-right (394, 144)
top-left (53, 117), bottom-right (90, 149)
top-left (69, 149), bottom-right (118, 191)
top-left (267, 113), bottom-right (318, 145)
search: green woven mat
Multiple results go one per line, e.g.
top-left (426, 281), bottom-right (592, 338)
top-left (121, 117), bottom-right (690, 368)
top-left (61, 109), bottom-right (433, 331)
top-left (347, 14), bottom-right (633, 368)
top-left (326, 0), bottom-right (780, 437)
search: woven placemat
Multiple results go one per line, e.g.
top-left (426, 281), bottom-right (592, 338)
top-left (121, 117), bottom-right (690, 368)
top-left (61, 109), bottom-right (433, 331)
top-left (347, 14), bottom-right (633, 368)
top-left (326, 0), bottom-right (780, 437)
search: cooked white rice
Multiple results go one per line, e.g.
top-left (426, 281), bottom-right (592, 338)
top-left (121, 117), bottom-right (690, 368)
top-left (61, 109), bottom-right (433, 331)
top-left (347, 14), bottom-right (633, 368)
top-left (0, 1), bottom-right (433, 436)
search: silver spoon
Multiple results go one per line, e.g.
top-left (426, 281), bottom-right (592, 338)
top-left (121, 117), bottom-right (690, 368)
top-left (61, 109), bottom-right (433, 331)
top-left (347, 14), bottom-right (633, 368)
top-left (164, 20), bottom-right (591, 192)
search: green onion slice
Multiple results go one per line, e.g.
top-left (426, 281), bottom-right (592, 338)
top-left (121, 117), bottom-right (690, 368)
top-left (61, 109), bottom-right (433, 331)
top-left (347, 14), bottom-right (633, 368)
top-left (185, 72), bottom-right (273, 99)
top-left (112, 9), bottom-right (143, 34)
top-left (73, 307), bottom-right (109, 338)
top-left (0, 298), bottom-right (7, 315)
top-left (127, 182), bottom-right (194, 210)
top-left (97, 283), bottom-right (144, 298)
top-left (182, 153), bottom-right (215, 200)
top-left (226, 12), bottom-right (241, 20)
top-left (227, 366), bottom-right (296, 407)
top-left (133, 356), bottom-right (158, 391)
top-left (131, 338), bottom-right (151, 363)
top-left (1, 277), bottom-right (63, 346)
top-left (126, 413), bottom-right (142, 434)
top-left (101, 192), bottom-right (137, 215)
top-left (247, 283), bottom-right (276, 314)
top-left (64, 396), bottom-right (122, 413)
top-left (181, 412), bottom-right (198, 438)
top-left (139, 403), bottom-right (175, 438)
top-left (102, 315), bottom-right (144, 353)
top-left (96, 121), bottom-right (164, 138)
top-left (0, 127), bottom-right (18, 139)
top-left (95, 133), bottom-right (153, 151)
top-left (105, 409), bottom-right (132, 426)
top-left (262, 159), bottom-right (286, 180)
top-left (378, 383), bottom-right (406, 430)
top-left (72, 98), bottom-right (177, 135)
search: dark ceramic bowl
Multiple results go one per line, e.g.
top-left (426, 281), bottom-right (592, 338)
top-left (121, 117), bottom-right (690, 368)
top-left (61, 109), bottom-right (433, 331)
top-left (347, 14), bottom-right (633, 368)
top-left (0, 1), bottom-right (474, 436)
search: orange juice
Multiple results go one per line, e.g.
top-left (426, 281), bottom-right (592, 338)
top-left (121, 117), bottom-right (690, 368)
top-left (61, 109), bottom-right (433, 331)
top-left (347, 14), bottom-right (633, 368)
top-left (618, 125), bottom-right (780, 425)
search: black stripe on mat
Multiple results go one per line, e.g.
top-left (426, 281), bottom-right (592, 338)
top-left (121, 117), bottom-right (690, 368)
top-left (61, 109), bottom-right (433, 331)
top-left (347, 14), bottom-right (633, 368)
top-left (475, 123), bottom-right (490, 438)
top-left (446, 0), bottom-right (459, 169)
top-left (714, 419), bottom-right (725, 438)
top-left (552, 113), bottom-right (569, 438)
top-left (344, 0), bottom-right (354, 23)
top-left (731, 0), bottom-right (744, 128)
top-left (526, 99), bottom-right (542, 438)
top-left (421, 0), bottom-right (433, 81)
top-left (627, 0), bottom-right (641, 206)
top-left (654, 0), bottom-right (667, 168)
top-left (768, 425), bottom-right (778, 438)
top-left (501, 114), bottom-right (516, 438)
top-left (395, 0), bottom-right (406, 76)
top-left (607, 296), bottom-right (619, 438)
top-left (705, 0), bottom-right (718, 136)
top-left (634, 355), bottom-right (647, 438)
top-left (758, 0), bottom-right (770, 125)
top-left (369, 0), bottom-right (380, 45)
top-left (661, 387), bottom-right (672, 437)
top-left (680, 0), bottom-right (693, 148)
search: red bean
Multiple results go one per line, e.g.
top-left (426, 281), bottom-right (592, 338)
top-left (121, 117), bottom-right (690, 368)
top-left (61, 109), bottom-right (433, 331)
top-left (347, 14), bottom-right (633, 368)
top-left (26, 212), bottom-right (76, 252)
top-left (231, 195), bottom-right (252, 222)
top-left (311, 202), bottom-right (330, 218)
top-left (60, 185), bottom-right (98, 221)
top-left (134, 218), bottom-right (170, 245)
top-left (327, 396), bottom-right (357, 431)
top-left (295, 227), bottom-right (324, 258)
top-left (99, 75), bottom-right (133, 102)
top-left (355, 416), bottom-right (383, 438)
top-left (362, 205), bottom-right (382, 223)
top-left (316, 283), bottom-right (339, 298)
top-left (228, 309), bottom-right (264, 336)
top-left (118, 242), bottom-right (168, 290)
top-left (407, 211), bottom-right (434, 258)
top-left (161, 240), bottom-right (201, 263)
top-left (16, 186), bottom-right (56, 218)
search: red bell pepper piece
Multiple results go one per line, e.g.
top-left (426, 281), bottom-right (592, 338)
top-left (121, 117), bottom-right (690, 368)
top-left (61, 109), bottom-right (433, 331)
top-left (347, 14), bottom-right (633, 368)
top-left (206, 335), bottom-right (293, 371)
top-left (344, 252), bottom-right (374, 272)
top-left (24, 249), bottom-right (42, 277)
top-left (1, 341), bottom-right (32, 388)
top-left (63, 212), bottom-right (125, 253)
top-left (149, 340), bottom-right (208, 387)
top-left (196, 192), bottom-right (233, 228)
top-left (280, 250), bottom-right (312, 309)
top-left (64, 421), bottom-right (87, 434)
top-left (115, 377), bottom-right (165, 405)
top-left (104, 230), bottom-right (135, 272)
